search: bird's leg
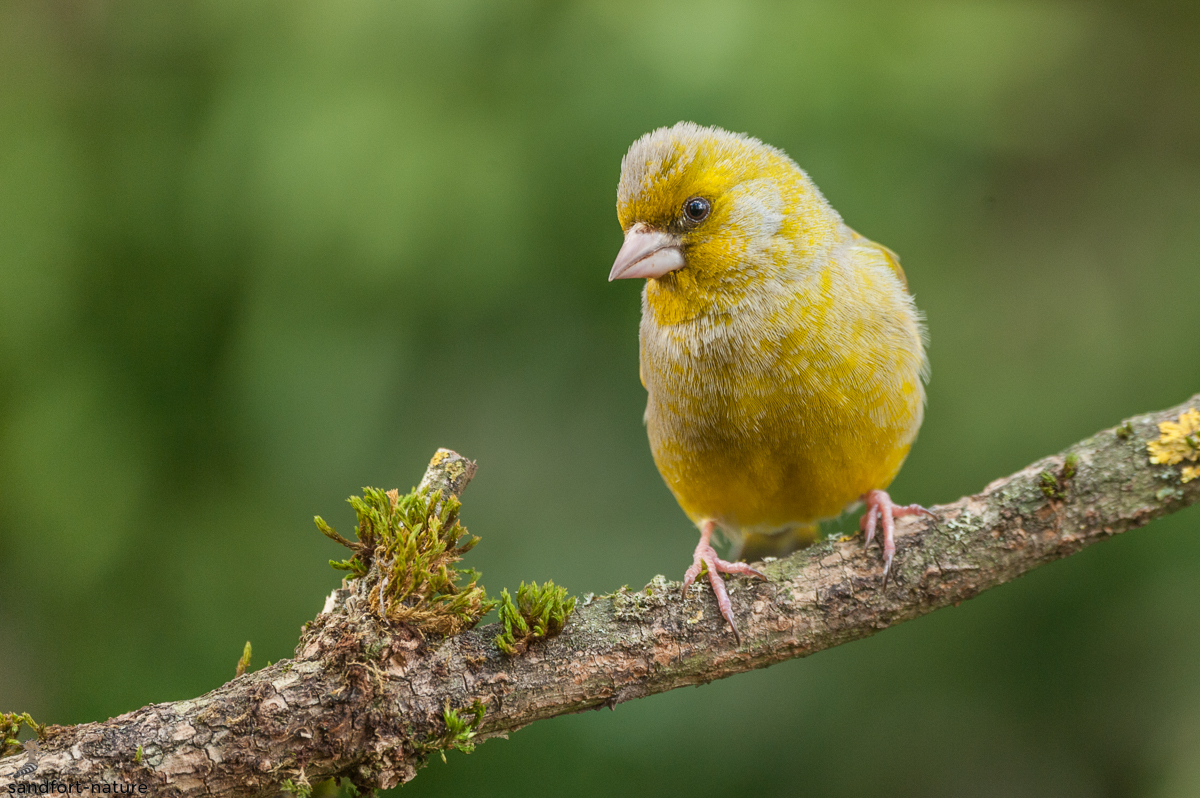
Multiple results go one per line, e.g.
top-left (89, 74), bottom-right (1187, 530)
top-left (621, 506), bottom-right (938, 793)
top-left (860, 489), bottom-right (934, 585)
top-left (681, 519), bottom-right (767, 642)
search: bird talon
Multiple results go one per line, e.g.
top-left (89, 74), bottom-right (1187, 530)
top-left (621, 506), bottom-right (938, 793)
top-left (862, 490), bottom-right (929, 586)
top-left (713, 558), bottom-right (768, 581)
top-left (680, 521), bottom-right (763, 642)
top-left (893, 503), bottom-right (935, 520)
top-left (705, 563), bottom-right (744, 644)
top-left (862, 504), bottom-right (879, 547)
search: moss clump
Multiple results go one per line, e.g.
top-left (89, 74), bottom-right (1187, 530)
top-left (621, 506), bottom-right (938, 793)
top-left (1039, 471), bottom-right (1064, 500)
top-left (495, 580), bottom-right (576, 655)
top-left (421, 699), bottom-right (486, 763)
top-left (281, 776), bottom-right (312, 798)
top-left (317, 487), bottom-right (495, 636)
top-left (1, 713), bottom-right (42, 758)
top-left (235, 641), bottom-right (252, 677)
top-left (1062, 453), bottom-right (1079, 481)
top-left (1040, 453), bottom-right (1080, 500)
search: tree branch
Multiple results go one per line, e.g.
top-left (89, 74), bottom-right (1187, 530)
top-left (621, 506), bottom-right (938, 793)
top-left (4, 397), bottom-right (1199, 797)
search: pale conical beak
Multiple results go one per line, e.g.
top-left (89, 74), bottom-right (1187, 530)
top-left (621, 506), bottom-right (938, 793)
top-left (608, 224), bottom-right (685, 281)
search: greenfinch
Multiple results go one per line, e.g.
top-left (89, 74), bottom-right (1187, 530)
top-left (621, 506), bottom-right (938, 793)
top-left (610, 122), bottom-right (930, 638)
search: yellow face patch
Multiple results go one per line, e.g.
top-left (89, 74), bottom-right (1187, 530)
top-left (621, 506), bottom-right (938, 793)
top-left (618, 124), bottom-right (839, 325)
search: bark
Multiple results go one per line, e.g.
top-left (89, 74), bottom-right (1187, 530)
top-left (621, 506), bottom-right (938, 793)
top-left (3, 397), bottom-right (1200, 797)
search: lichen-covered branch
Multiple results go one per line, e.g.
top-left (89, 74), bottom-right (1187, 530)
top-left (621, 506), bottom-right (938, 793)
top-left (3, 399), bottom-right (1200, 797)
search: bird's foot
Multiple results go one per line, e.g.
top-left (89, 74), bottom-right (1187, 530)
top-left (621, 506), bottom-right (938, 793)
top-left (681, 521), bottom-right (767, 643)
top-left (860, 489), bottom-right (934, 585)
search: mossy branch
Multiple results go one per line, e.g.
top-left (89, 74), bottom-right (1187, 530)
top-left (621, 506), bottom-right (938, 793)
top-left (3, 400), bottom-right (1200, 798)
top-left (316, 473), bottom-right (496, 637)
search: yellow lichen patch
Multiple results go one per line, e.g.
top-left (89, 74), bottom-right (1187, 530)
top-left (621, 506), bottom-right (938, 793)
top-left (1147, 409), bottom-right (1200, 476)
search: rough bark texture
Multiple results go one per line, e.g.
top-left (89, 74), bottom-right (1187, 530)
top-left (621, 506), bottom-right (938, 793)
top-left (4, 399), bottom-right (1200, 796)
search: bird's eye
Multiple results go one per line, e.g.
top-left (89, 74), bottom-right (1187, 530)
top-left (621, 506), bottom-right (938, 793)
top-left (683, 197), bottom-right (711, 223)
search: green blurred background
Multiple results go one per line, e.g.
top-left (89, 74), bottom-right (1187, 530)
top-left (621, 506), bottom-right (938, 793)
top-left (2, 1), bottom-right (1199, 795)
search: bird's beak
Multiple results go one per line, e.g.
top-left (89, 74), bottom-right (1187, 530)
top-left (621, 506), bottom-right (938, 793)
top-left (608, 224), bottom-right (685, 281)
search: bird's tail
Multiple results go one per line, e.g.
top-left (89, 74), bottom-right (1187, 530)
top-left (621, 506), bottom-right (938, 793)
top-left (736, 524), bottom-right (819, 562)
top-left (13, 761), bottom-right (37, 779)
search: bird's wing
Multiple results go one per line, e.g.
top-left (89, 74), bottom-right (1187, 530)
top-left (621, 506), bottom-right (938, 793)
top-left (848, 228), bottom-right (908, 289)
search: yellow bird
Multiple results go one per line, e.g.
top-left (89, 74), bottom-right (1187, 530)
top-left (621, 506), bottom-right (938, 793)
top-left (610, 122), bottom-right (930, 638)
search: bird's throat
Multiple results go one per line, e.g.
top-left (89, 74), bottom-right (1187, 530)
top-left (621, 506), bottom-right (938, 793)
top-left (644, 267), bottom-right (751, 327)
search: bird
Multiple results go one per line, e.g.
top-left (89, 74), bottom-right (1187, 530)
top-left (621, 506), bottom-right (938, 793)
top-left (609, 122), bottom-right (930, 640)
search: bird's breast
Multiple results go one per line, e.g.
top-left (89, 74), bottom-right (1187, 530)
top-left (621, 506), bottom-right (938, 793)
top-left (639, 255), bottom-right (926, 532)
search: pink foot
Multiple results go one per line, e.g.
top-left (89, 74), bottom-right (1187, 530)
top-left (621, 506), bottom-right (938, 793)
top-left (860, 489), bottom-right (934, 586)
top-left (681, 520), bottom-right (767, 643)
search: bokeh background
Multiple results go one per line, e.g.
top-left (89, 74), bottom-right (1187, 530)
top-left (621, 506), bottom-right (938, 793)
top-left (2, 1), bottom-right (1200, 796)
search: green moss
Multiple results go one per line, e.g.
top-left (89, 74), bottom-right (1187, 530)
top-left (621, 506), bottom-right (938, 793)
top-left (417, 700), bottom-right (486, 763)
top-left (1116, 421), bottom-right (1134, 440)
top-left (495, 580), bottom-right (576, 655)
top-left (317, 487), bottom-right (496, 637)
top-left (1039, 471), bottom-right (1063, 500)
top-left (0, 713), bottom-right (42, 758)
top-left (235, 641), bottom-right (252, 677)
top-left (134, 745), bottom-right (143, 764)
top-left (281, 777), bottom-right (313, 798)
top-left (1040, 454), bottom-right (1079, 500)
top-left (1063, 453), bottom-right (1079, 481)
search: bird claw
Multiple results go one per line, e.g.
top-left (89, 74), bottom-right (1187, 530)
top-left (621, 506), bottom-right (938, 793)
top-left (682, 522), bottom-right (767, 643)
top-left (860, 490), bottom-right (933, 586)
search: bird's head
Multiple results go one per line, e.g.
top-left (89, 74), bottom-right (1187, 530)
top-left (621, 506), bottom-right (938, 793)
top-left (611, 122), bottom-right (839, 320)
